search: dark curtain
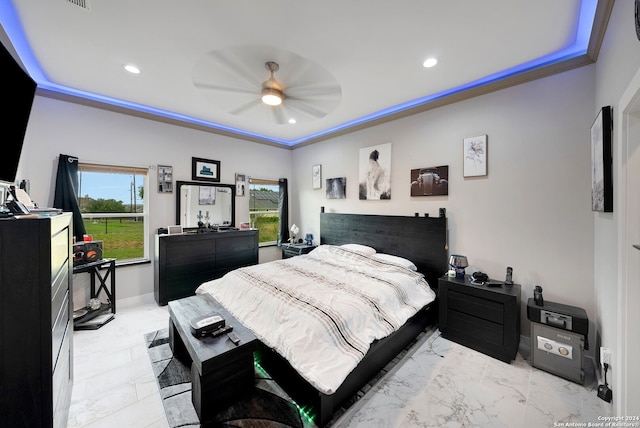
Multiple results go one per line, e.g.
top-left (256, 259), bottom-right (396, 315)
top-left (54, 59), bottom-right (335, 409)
top-left (277, 178), bottom-right (289, 246)
top-left (53, 154), bottom-right (86, 242)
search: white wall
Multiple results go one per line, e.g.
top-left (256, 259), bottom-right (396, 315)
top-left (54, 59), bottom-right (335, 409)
top-left (292, 65), bottom-right (597, 355)
top-left (592, 0), bottom-right (640, 416)
top-left (17, 97), bottom-right (292, 304)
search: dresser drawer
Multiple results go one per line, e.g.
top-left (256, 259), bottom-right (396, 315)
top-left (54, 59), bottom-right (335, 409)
top-left (216, 234), bottom-right (257, 252)
top-left (448, 289), bottom-right (504, 324)
top-left (217, 250), bottom-right (257, 269)
top-left (163, 239), bottom-right (216, 268)
top-left (448, 310), bottom-right (504, 346)
top-left (51, 227), bottom-right (69, 280)
top-left (52, 291), bottom-right (70, 366)
top-left (51, 267), bottom-right (69, 325)
top-left (52, 327), bottom-right (72, 428)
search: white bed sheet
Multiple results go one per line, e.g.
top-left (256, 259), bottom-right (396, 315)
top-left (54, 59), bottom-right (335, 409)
top-left (195, 244), bottom-right (436, 394)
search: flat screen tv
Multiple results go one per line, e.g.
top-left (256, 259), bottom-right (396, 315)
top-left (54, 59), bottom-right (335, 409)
top-left (0, 38), bottom-right (36, 186)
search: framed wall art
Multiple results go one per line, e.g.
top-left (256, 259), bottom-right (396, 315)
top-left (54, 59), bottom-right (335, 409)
top-left (192, 157), bottom-right (220, 182)
top-left (157, 165), bottom-right (173, 193)
top-left (463, 135), bottom-right (487, 177)
top-left (235, 173), bottom-right (246, 196)
top-left (326, 177), bottom-right (346, 199)
top-left (591, 106), bottom-right (613, 212)
top-left (359, 142), bottom-right (392, 200)
top-left (410, 165), bottom-right (449, 196)
top-left (312, 164), bottom-right (322, 189)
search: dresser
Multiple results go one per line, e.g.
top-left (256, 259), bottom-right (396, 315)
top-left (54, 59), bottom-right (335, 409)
top-left (438, 275), bottom-right (521, 363)
top-left (154, 229), bottom-right (259, 305)
top-left (0, 213), bottom-right (73, 428)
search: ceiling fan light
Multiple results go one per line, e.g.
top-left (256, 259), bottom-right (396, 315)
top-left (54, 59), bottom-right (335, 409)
top-left (262, 88), bottom-right (283, 106)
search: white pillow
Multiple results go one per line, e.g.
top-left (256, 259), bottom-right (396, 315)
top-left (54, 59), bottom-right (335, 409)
top-left (340, 243), bottom-right (376, 255)
top-left (372, 253), bottom-right (418, 271)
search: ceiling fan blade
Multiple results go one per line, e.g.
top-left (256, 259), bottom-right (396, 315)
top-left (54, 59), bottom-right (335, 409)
top-left (284, 98), bottom-right (332, 118)
top-left (206, 50), bottom-right (262, 89)
top-left (229, 99), bottom-right (262, 115)
top-left (277, 60), bottom-right (315, 86)
top-left (285, 84), bottom-right (342, 99)
top-left (271, 106), bottom-right (288, 125)
top-left (193, 81), bottom-right (258, 95)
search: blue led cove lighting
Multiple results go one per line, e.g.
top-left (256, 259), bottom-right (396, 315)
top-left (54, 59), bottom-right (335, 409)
top-left (0, 0), bottom-right (598, 147)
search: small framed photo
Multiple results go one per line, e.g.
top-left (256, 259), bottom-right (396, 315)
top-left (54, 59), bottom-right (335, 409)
top-left (157, 165), bottom-right (173, 193)
top-left (236, 173), bottom-right (246, 196)
top-left (463, 135), bottom-right (487, 177)
top-left (326, 177), bottom-right (346, 199)
top-left (192, 157), bottom-right (220, 182)
top-left (312, 164), bottom-right (322, 189)
top-left (410, 165), bottom-right (449, 196)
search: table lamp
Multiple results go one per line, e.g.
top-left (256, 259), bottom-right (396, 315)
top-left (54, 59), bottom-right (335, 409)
top-left (449, 255), bottom-right (468, 278)
top-left (305, 233), bottom-right (314, 246)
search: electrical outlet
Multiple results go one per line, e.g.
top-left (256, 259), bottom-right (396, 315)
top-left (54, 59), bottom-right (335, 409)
top-left (600, 347), bottom-right (612, 366)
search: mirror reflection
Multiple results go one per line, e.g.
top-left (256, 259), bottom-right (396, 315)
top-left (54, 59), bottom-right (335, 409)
top-left (176, 181), bottom-right (235, 229)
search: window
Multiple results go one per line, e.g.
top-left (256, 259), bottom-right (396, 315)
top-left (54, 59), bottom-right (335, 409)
top-left (249, 178), bottom-right (280, 245)
top-left (77, 163), bottom-right (148, 263)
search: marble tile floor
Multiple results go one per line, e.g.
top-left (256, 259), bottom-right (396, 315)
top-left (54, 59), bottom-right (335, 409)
top-left (67, 293), bottom-right (612, 428)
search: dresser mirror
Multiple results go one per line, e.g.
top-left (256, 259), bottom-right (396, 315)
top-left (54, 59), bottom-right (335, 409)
top-left (176, 181), bottom-right (235, 229)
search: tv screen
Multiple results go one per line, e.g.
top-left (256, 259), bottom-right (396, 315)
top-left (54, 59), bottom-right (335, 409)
top-left (0, 38), bottom-right (36, 185)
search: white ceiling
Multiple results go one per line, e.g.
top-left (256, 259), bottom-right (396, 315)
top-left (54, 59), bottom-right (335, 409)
top-left (2, 0), bottom-right (607, 147)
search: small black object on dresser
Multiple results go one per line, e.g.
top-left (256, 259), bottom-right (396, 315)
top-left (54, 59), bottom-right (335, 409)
top-left (281, 243), bottom-right (316, 259)
top-left (439, 274), bottom-right (521, 363)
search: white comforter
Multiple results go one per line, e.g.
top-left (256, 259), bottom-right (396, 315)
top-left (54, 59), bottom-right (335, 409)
top-left (195, 244), bottom-right (436, 394)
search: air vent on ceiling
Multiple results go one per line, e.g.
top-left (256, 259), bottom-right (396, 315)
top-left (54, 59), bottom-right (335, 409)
top-left (65, 0), bottom-right (90, 11)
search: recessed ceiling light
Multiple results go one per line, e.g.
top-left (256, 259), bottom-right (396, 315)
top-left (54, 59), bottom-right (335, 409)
top-left (288, 118), bottom-right (296, 124)
top-left (423, 58), bottom-right (438, 68)
top-left (124, 64), bottom-right (140, 74)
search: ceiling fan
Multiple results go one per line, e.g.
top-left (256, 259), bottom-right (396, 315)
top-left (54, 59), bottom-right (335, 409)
top-left (192, 47), bottom-right (342, 125)
top-left (261, 61), bottom-right (284, 106)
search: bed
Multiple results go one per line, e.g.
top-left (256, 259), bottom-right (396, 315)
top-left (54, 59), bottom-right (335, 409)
top-left (195, 211), bottom-right (448, 426)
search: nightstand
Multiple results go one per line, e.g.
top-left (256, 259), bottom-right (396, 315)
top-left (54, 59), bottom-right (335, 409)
top-left (438, 275), bottom-right (521, 363)
top-left (281, 243), bottom-right (316, 259)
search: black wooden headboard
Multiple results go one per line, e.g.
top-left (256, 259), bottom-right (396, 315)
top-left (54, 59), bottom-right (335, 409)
top-left (319, 212), bottom-right (448, 288)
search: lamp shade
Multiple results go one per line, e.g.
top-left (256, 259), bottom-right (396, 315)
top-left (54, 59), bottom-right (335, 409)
top-left (449, 255), bottom-right (468, 268)
top-left (449, 254), bottom-right (468, 278)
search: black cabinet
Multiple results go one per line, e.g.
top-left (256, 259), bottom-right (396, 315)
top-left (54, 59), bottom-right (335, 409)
top-left (438, 275), bottom-right (521, 363)
top-left (0, 213), bottom-right (73, 428)
top-left (154, 230), bottom-right (259, 305)
top-left (281, 243), bottom-right (316, 259)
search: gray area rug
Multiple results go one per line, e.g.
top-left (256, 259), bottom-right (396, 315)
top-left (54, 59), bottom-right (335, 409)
top-left (145, 326), bottom-right (437, 427)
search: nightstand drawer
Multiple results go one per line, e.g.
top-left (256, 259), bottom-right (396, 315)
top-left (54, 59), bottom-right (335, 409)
top-left (281, 244), bottom-right (316, 259)
top-left (448, 289), bottom-right (504, 324)
top-left (448, 310), bottom-right (504, 345)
